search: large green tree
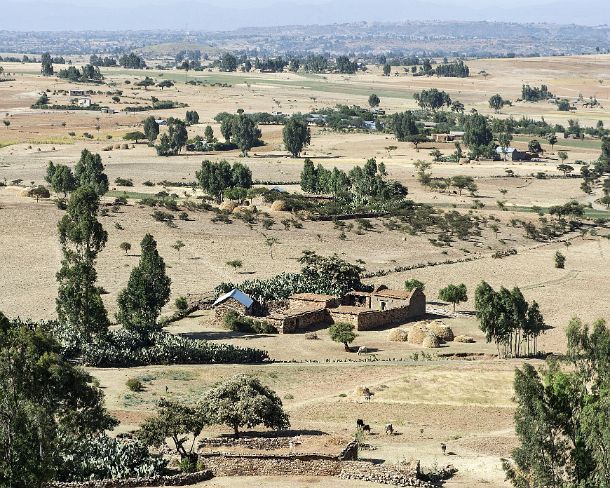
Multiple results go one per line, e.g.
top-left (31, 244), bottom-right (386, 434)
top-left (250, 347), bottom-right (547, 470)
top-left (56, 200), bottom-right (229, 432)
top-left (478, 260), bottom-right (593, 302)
top-left (56, 186), bottom-right (109, 344)
top-left (0, 315), bottom-right (116, 487)
top-left (283, 115), bottom-right (311, 157)
top-left (202, 375), bottom-right (289, 438)
top-left (116, 234), bottom-right (171, 333)
top-left (504, 318), bottom-right (610, 487)
top-left (143, 116), bottom-right (159, 143)
top-left (464, 114), bottom-right (493, 157)
top-left (74, 150), bottom-right (109, 196)
top-left (196, 160), bottom-right (252, 202)
top-left (45, 162), bottom-right (77, 197)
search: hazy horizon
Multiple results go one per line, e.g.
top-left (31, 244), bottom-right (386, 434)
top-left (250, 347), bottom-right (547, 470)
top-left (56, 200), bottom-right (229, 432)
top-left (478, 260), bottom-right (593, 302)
top-left (3, 0), bottom-right (609, 31)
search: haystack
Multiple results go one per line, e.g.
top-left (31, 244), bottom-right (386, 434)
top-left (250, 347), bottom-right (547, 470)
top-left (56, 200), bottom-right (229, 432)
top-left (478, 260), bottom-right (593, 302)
top-left (270, 200), bottom-right (286, 212)
top-left (219, 201), bottom-right (238, 212)
top-left (408, 325), bottom-right (429, 345)
top-left (455, 335), bottom-right (475, 343)
top-left (232, 206), bottom-right (247, 214)
top-left (388, 328), bottom-right (409, 342)
top-left (422, 334), bottom-right (441, 349)
top-left (428, 322), bottom-right (455, 342)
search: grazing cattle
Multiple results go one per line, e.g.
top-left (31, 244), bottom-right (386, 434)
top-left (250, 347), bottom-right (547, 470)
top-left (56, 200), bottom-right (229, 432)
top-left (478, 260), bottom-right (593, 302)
top-left (357, 346), bottom-right (369, 355)
top-left (356, 419), bottom-right (365, 430)
top-left (363, 425), bottom-right (371, 434)
top-left (385, 424), bottom-right (394, 435)
top-left (362, 387), bottom-right (374, 401)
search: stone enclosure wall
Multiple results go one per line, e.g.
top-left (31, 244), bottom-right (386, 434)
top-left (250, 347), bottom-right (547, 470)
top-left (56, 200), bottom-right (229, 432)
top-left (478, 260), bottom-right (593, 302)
top-left (45, 471), bottom-right (213, 488)
top-left (202, 453), bottom-right (344, 477)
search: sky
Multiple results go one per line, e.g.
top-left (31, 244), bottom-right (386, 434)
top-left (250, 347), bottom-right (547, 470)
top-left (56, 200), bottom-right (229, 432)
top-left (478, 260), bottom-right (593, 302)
top-left (3, 0), bottom-right (609, 31)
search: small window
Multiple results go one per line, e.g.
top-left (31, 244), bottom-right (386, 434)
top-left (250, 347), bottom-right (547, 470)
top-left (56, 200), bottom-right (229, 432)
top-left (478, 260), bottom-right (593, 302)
top-left (380, 301), bottom-right (386, 311)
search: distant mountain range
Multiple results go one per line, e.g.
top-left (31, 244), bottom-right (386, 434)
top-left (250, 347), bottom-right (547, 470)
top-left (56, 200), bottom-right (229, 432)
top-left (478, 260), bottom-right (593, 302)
top-left (3, 0), bottom-right (610, 31)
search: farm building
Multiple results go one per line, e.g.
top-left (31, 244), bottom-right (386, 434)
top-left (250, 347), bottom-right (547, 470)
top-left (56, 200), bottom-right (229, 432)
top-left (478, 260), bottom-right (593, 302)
top-left (495, 147), bottom-right (529, 161)
top-left (433, 131), bottom-right (464, 143)
top-left (69, 89), bottom-right (87, 97)
top-left (331, 286), bottom-right (426, 331)
top-left (264, 286), bottom-right (426, 334)
top-left (213, 289), bottom-right (256, 319)
top-left (76, 97), bottom-right (92, 108)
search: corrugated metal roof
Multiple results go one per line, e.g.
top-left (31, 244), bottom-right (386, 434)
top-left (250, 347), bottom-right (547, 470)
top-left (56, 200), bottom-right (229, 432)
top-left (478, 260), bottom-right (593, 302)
top-left (213, 289), bottom-right (254, 308)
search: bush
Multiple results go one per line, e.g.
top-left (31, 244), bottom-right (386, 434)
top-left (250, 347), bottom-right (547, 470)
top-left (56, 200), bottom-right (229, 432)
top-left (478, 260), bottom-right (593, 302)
top-left (115, 177), bottom-right (133, 187)
top-left (58, 434), bottom-right (166, 481)
top-left (175, 296), bottom-right (189, 312)
top-left (79, 329), bottom-right (269, 367)
top-left (223, 310), bottom-right (278, 334)
top-left (126, 378), bottom-right (144, 392)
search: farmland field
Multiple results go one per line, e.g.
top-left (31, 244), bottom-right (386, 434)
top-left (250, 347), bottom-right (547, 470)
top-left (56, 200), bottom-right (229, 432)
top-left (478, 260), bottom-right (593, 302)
top-left (1, 53), bottom-right (610, 487)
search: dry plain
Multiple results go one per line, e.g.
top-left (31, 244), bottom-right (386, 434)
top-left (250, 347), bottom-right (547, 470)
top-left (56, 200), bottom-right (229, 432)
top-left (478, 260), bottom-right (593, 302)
top-left (1, 55), bottom-right (610, 487)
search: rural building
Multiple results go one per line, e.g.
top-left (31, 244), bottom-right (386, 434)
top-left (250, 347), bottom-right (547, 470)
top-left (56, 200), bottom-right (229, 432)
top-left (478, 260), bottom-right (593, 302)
top-left (213, 289), bottom-right (256, 318)
top-left (495, 147), bottom-right (529, 161)
top-left (69, 89), bottom-right (87, 97)
top-left (76, 97), bottom-right (91, 108)
top-left (264, 286), bottom-right (426, 333)
top-left (331, 286), bottom-right (426, 331)
top-left (433, 131), bottom-right (464, 143)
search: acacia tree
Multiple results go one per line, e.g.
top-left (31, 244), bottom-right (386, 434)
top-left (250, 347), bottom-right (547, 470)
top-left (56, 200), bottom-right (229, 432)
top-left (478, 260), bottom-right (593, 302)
top-left (202, 375), bottom-right (290, 438)
top-left (439, 283), bottom-right (468, 312)
top-left (283, 115), bottom-right (311, 157)
top-left (116, 234), bottom-right (171, 333)
top-left (56, 186), bottom-right (109, 344)
top-left (329, 322), bottom-right (357, 351)
top-left (0, 315), bottom-right (117, 487)
top-left (138, 399), bottom-right (205, 462)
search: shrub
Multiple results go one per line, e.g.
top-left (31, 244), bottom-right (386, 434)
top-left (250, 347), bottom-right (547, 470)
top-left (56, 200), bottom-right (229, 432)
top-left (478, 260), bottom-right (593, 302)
top-left (126, 378), bottom-right (144, 392)
top-left (555, 251), bottom-right (566, 269)
top-left (115, 177), bottom-right (133, 187)
top-left (175, 296), bottom-right (189, 312)
top-left (79, 329), bottom-right (269, 367)
top-left (58, 434), bottom-right (166, 481)
top-left (223, 310), bottom-right (278, 334)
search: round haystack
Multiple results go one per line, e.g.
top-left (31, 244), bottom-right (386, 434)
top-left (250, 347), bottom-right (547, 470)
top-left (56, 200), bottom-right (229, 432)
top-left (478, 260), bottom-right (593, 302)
top-left (422, 334), bottom-right (441, 349)
top-left (121, 143), bottom-right (129, 150)
top-left (113, 144), bottom-right (122, 149)
top-left (459, 157), bottom-right (471, 165)
top-left (428, 322), bottom-right (455, 342)
top-left (388, 328), bottom-right (408, 342)
top-left (408, 325), bottom-right (429, 345)
top-left (455, 335), bottom-right (475, 344)
top-left (19, 188), bottom-right (31, 197)
top-left (219, 201), bottom-right (238, 212)
top-left (102, 145), bottom-right (113, 151)
top-left (232, 206), bottom-right (247, 214)
top-left (270, 200), bottom-right (286, 212)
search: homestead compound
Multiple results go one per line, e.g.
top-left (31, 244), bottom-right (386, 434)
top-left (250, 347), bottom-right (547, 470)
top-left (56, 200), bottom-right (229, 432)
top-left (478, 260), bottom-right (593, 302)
top-left (213, 286), bottom-right (426, 333)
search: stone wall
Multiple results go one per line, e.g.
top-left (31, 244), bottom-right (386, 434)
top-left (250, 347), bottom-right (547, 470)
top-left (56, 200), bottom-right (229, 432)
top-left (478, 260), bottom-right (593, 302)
top-left (202, 453), bottom-right (343, 477)
top-left (199, 437), bottom-right (293, 450)
top-left (45, 471), bottom-right (213, 488)
top-left (339, 462), bottom-right (434, 487)
top-left (330, 307), bottom-right (412, 331)
top-left (267, 308), bottom-right (331, 334)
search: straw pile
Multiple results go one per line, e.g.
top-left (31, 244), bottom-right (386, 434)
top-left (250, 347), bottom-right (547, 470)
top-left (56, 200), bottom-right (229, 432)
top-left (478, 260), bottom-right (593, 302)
top-left (422, 334), bottom-right (441, 349)
top-left (270, 200), bottom-right (287, 211)
top-left (455, 335), bottom-right (475, 343)
top-left (428, 322), bottom-right (455, 342)
top-left (407, 325), bottom-right (429, 345)
top-left (219, 201), bottom-right (238, 212)
top-left (388, 328), bottom-right (409, 342)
